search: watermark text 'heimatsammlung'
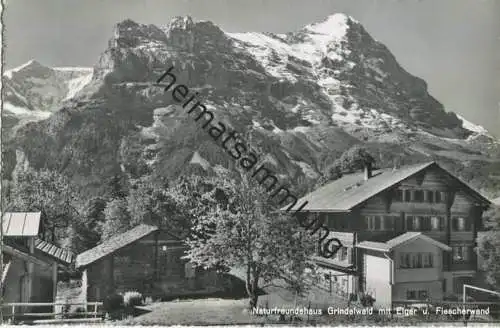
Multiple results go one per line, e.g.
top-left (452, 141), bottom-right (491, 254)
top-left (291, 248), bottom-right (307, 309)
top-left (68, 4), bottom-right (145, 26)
top-left (155, 66), bottom-right (343, 258)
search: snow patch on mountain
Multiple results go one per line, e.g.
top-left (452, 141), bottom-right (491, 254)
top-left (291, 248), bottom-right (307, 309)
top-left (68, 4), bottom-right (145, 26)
top-left (190, 151), bottom-right (211, 169)
top-left (456, 114), bottom-right (489, 135)
top-left (4, 60), bottom-right (39, 78)
top-left (64, 72), bottom-right (94, 100)
top-left (227, 14), bottom-right (353, 81)
top-left (3, 61), bottom-right (93, 127)
top-left (53, 67), bottom-right (93, 72)
top-left (292, 160), bottom-right (319, 179)
top-left (3, 102), bottom-right (51, 119)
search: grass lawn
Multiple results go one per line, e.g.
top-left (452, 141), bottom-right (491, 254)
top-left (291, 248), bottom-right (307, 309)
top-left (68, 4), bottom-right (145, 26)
top-left (120, 298), bottom-right (267, 325)
top-left (118, 275), bottom-right (351, 325)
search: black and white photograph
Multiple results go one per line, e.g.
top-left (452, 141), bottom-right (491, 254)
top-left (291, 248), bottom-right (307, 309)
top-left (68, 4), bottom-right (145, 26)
top-left (1, 0), bottom-right (500, 326)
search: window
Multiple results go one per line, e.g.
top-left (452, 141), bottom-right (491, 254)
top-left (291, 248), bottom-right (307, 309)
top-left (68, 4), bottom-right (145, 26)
top-left (452, 245), bottom-right (470, 262)
top-left (426, 190), bottom-right (434, 203)
top-left (384, 216), bottom-right (394, 230)
top-left (414, 190), bottom-right (424, 202)
top-left (400, 253), bottom-right (411, 269)
top-left (405, 190), bottom-right (412, 202)
top-left (423, 253), bottom-right (434, 268)
top-left (407, 290), bottom-right (429, 300)
top-left (418, 290), bottom-right (428, 300)
top-left (452, 217), bottom-right (467, 231)
top-left (406, 216), bottom-right (413, 230)
top-left (435, 191), bottom-right (442, 203)
top-left (406, 290), bottom-right (417, 300)
top-left (400, 253), bottom-right (433, 269)
top-left (366, 217), bottom-right (373, 230)
top-left (431, 216), bottom-right (445, 231)
top-left (412, 216), bottom-right (421, 230)
top-left (366, 216), bottom-right (383, 230)
top-left (412, 253), bottom-right (422, 268)
top-left (339, 247), bottom-right (348, 261)
top-left (396, 189), bottom-right (404, 202)
top-left (458, 217), bottom-right (466, 231)
top-left (420, 216), bottom-right (431, 231)
top-left (431, 217), bottom-right (439, 230)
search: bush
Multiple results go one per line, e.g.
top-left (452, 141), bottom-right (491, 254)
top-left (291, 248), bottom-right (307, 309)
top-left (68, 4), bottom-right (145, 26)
top-left (67, 307), bottom-right (86, 319)
top-left (103, 293), bottom-right (124, 320)
top-left (143, 296), bottom-right (154, 305)
top-left (360, 293), bottom-right (376, 307)
top-left (123, 290), bottom-right (143, 307)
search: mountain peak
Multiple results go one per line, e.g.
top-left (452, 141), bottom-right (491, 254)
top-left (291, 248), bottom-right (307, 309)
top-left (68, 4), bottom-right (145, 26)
top-left (167, 15), bottom-right (195, 30)
top-left (304, 13), bottom-right (352, 37)
top-left (4, 59), bottom-right (48, 78)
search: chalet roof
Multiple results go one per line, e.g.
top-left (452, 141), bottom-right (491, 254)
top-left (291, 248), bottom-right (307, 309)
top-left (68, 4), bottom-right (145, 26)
top-left (75, 224), bottom-right (159, 268)
top-left (355, 241), bottom-right (391, 252)
top-left (357, 232), bottom-right (452, 252)
top-left (35, 238), bottom-right (74, 264)
top-left (2, 212), bottom-right (41, 236)
top-left (286, 161), bottom-right (491, 212)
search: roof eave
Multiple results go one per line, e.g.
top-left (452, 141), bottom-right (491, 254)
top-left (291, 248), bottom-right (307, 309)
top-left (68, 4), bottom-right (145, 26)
top-left (276, 208), bottom-right (351, 214)
top-left (356, 245), bottom-right (390, 252)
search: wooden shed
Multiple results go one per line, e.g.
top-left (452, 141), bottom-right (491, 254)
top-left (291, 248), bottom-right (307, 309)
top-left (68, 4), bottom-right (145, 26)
top-left (2, 212), bottom-right (73, 315)
top-left (75, 224), bottom-right (224, 301)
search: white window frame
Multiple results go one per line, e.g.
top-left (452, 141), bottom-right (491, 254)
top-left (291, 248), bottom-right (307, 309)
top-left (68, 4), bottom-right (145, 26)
top-left (423, 253), bottom-right (434, 268)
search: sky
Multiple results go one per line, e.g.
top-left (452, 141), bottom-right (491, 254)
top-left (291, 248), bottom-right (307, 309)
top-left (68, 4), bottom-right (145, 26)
top-left (3, 0), bottom-right (500, 136)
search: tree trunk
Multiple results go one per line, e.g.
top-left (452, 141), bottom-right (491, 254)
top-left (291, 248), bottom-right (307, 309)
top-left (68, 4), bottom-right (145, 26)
top-left (249, 292), bottom-right (258, 309)
top-left (245, 269), bottom-right (260, 310)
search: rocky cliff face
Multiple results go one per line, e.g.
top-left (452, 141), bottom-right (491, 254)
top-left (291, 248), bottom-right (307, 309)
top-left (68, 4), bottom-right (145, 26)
top-left (4, 14), bottom-right (499, 198)
top-left (2, 60), bottom-right (93, 133)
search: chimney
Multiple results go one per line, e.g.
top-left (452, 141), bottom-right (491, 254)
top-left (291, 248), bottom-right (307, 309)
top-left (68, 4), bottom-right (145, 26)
top-left (364, 161), bottom-right (373, 180)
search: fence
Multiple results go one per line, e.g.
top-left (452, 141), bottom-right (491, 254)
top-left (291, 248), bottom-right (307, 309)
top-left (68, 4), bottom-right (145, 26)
top-left (1, 301), bottom-right (103, 324)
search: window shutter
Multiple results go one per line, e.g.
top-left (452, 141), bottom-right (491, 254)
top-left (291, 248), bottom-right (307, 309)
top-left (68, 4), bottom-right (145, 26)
top-left (464, 246), bottom-right (471, 261)
top-left (407, 216), bottom-right (413, 230)
top-left (439, 216), bottom-right (445, 231)
top-left (465, 217), bottom-right (472, 231)
top-left (427, 190), bottom-right (434, 203)
top-left (361, 216), bottom-right (368, 229)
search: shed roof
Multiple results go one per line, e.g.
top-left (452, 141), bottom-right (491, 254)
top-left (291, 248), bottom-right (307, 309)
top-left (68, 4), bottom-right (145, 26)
top-left (76, 224), bottom-right (159, 268)
top-left (357, 232), bottom-right (451, 252)
top-left (2, 244), bottom-right (52, 268)
top-left (35, 238), bottom-right (74, 264)
top-left (285, 161), bottom-right (491, 212)
top-left (2, 212), bottom-right (41, 236)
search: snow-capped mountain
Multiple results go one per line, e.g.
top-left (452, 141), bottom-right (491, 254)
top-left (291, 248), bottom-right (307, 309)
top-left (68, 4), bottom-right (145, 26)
top-left (2, 60), bottom-right (93, 131)
top-left (3, 14), bottom-right (499, 198)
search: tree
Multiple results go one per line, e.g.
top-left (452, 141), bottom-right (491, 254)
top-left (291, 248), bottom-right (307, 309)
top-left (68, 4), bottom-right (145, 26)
top-left (65, 197), bottom-right (106, 252)
top-left (101, 198), bottom-right (132, 241)
top-left (316, 145), bottom-right (375, 187)
top-left (184, 177), bottom-right (318, 309)
top-left (126, 176), bottom-right (206, 237)
top-left (477, 206), bottom-right (500, 288)
top-left (8, 167), bottom-right (79, 243)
